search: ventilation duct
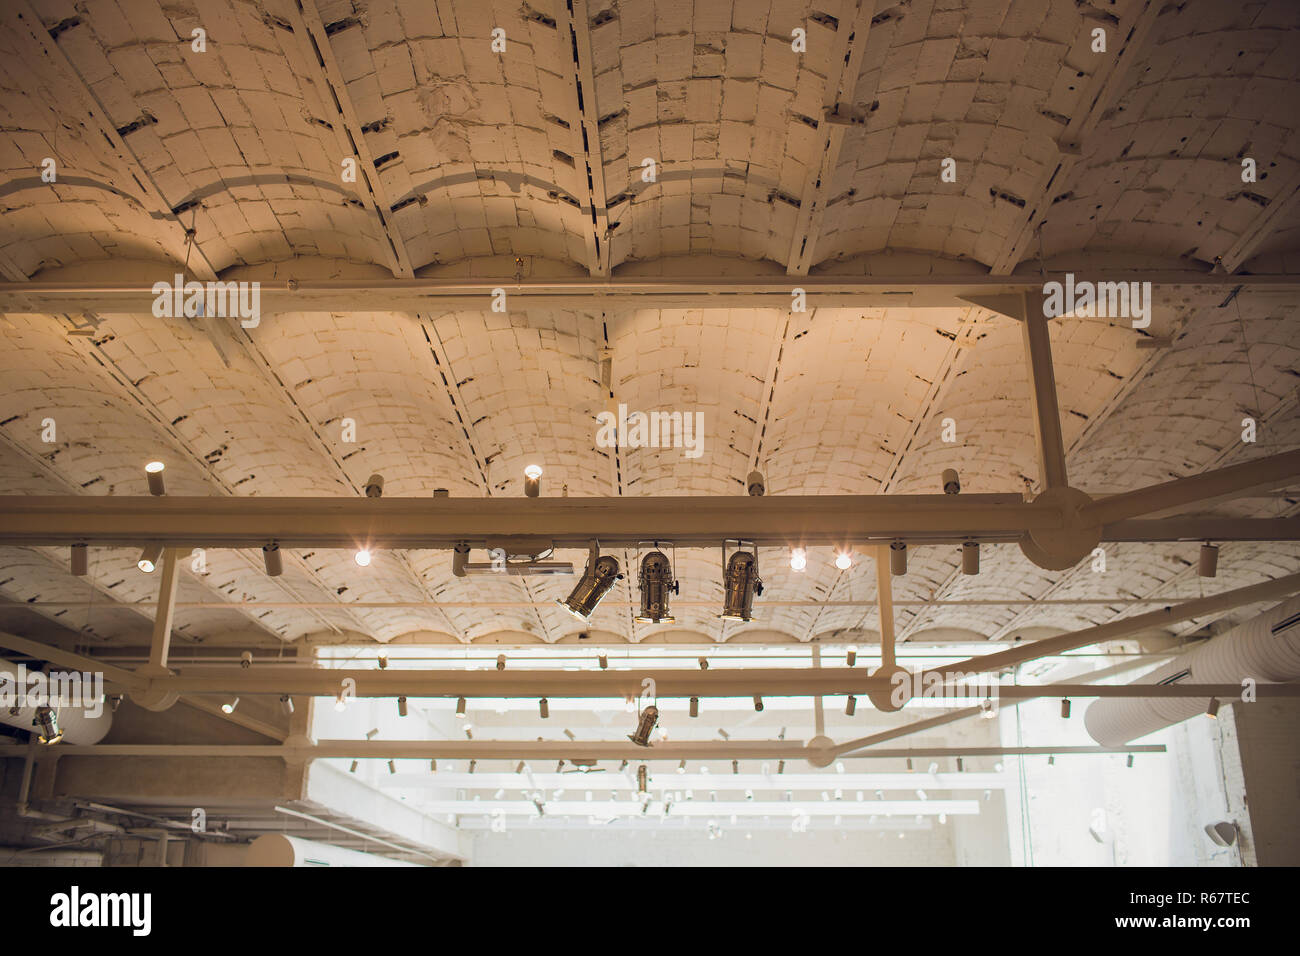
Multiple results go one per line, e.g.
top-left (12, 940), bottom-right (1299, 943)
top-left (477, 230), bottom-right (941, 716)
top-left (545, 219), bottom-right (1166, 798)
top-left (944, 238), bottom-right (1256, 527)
top-left (1084, 595), bottom-right (1300, 747)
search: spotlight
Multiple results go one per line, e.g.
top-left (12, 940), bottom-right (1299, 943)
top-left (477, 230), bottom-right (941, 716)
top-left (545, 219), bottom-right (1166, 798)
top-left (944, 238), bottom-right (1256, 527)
top-left (720, 549), bottom-right (762, 621)
top-left (363, 473), bottom-right (385, 497)
top-left (677, 760), bottom-right (686, 774)
top-left (398, 696), bottom-right (408, 717)
top-left (349, 760), bottom-right (359, 773)
top-left (635, 550), bottom-right (677, 623)
top-left (145, 460), bottom-right (166, 496)
top-left (388, 760), bottom-right (396, 774)
top-left (906, 758), bottom-right (913, 772)
top-left (956, 757), bottom-right (963, 772)
top-left (890, 540), bottom-right (907, 576)
top-left (279, 695), bottom-right (294, 716)
top-left (333, 693), bottom-right (347, 712)
top-left (746, 470), bottom-right (765, 496)
top-left (845, 695), bottom-right (856, 716)
top-left (753, 695), bottom-right (764, 712)
top-left (70, 544), bottom-right (87, 576)
top-left (430, 759), bottom-right (437, 772)
top-left (1061, 698), bottom-right (1071, 719)
top-left (598, 654), bottom-right (608, 669)
top-left (523, 464), bottom-right (543, 497)
top-left (137, 543), bottom-right (163, 573)
top-left (455, 697), bottom-right (467, 718)
top-left (942, 468), bottom-right (960, 495)
top-left (240, 651), bottom-right (253, 669)
top-left (468, 759), bottom-right (477, 774)
top-left (846, 646), bottom-right (857, 667)
top-left (516, 761), bottom-right (525, 774)
top-left (628, 705), bottom-right (659, 746)
top-left (1048, 755), bottom-right (1055, 766)
top-left (539, 697), bottom-right (549, 718)
top-left (220, 696), bottom-right (240, 714)
top-left (1126, 754), bottom-right (1134, 768)
top-left (698, 657), bottom-right (709, 670)
top-left (1207, 698), bottom-right (1220, 718)
top-left (777, 760), bottom-right (785, 774)
top-left (689, 696), bottom-right (699, 718)
top-left (558, 546), bottom-right (622, 620)
top-left (354, 548), bottom-right (372, 567)
top-left (835, 550), bottom-right (853, 570)
top-left (961, 541), bottom-right (979, 575)
top-left (496, 654), bottom-right (506, 671)
top-left (636, 764), bottom-right (648, 793)
top-left (1199, 542), bottom-right (1219, 578)
top-left (377, 655), bottom-right (388, 669)
top-left (262, 543), bottom-right (283, 576)
top-left (33, 707), bottom-right (61, 745)
top-left (790, 547), bottom-right (807, 572)
top-left (732, 760), bottom-right (739, 774)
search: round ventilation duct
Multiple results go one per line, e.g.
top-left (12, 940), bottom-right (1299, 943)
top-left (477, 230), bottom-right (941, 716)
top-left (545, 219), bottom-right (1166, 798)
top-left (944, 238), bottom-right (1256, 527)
top-left (1084, 595), bottom-right (1300, 747)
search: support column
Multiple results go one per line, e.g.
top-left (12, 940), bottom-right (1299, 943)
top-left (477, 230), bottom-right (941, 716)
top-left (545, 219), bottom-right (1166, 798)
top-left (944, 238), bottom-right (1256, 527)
top-left (1021, 291), bottom-right (1069, 490)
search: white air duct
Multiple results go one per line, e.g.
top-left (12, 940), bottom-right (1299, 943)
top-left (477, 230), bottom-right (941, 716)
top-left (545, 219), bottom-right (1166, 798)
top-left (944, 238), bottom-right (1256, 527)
top-left (1085, 595), bottom-right (1300, 746)
top-left (0, 658), bottom-right (113, 745)
top-left (244, 833), bottom-right (421, 867)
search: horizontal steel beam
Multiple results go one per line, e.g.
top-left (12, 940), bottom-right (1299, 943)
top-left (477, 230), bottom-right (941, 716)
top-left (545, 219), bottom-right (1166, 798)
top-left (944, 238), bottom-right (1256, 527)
top-left (1085, 449), bottom-right (1300, 524)
top-left (0, 742), bottom-right (1167, 760)
top-left (3, 493), bottom-right (1296, 554)
top-left (0, 492), bottom-right (1049, 549)
top-left (3, 270), bottom-right (1299, 314)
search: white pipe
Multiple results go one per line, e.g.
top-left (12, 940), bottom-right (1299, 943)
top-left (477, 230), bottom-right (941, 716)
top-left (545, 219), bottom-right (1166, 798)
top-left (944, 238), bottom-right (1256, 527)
top-left (0, 658), bottom-right (112, 745)
top-left (244, 834), bottom-right (421, 867)
top-left (1085, 595), bottom-right (1300, 746)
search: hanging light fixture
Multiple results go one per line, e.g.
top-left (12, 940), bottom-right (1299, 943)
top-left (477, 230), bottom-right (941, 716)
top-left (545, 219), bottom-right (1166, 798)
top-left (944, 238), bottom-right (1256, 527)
top-left (262, 543), bottom-right (283, 576)
top-left (1199, 542), bottom-right (1219, 578)
top-left (558, 543), bottom-right (623, 621)
top-left (720, 543), bottom-right (762, 622)
top-left (523, 464), bottom-right (543, 497)
top-left (137, 543), bottom-right (163, 573)
top-left (790, 547), bottom-right (807, 572)
top-left (33, 707), bottom-right (61, 745)
top-left (689, 696), bottom-right (699, 718)
top-left (145, 460), bottom-right (166, 496)
top-left (628, 704), bottom-right (659, 747)
top-left (890, 540), bottom-right (907, 576)
top-left (635, 547), bottom-right (677, 623)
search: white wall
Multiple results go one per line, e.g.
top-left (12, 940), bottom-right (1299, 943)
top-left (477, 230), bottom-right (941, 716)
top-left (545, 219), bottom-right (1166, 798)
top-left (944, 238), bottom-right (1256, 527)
top-left (469, 824), bottom-right (956, 867)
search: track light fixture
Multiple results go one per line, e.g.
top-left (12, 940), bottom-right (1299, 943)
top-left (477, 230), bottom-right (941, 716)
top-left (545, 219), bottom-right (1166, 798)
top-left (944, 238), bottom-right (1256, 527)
top-left (354, 548), bottom-right (372, 567)
top-left (845, 695), bottom-right (856, 716)
top-left (220, 696), bottom-right (240, 714)
top-left (835, 550), bottom-right (853, 570)
top-left (961, 540), bottom-right (979, 575)
top-left (377, 655), bottom-right (388, 669)
top-left (720, 544), bottom-right (762, 621)
top-left (33, 706), bottom-right (61, 744)
top-left (388, 760), bottom-right (396, 774)
top-left (260, 542), bottom-right (283, 576)
top-left (636, 764), bottom-right (648, 794)
top-left (523, 463), bottom-right (543, 497)
top-left (597, 654), bottom-right (608, 669)
top-left (777, 760), bottom-right (785, 774)
top-left (846, 646), bottom-right (857, 667)
top-left (430, 759), bottom-right (437, 772)
top-left (455, 697), bottom-right (467, 718)
top-left (70, 544), bottom-right (87, 576)
top-left (363, 473), bottom-right (384, 498)
top-left (468, 759), bottom-right (477, 774)
top-left (1127, 754), bottom-right (1134, 767)
top-left (890, 540), bottom-right (907, 576)
top-left (790, 547), bottom-right (807, 572)
top-left (698, 657), bottom-right (709, 670)
top-left (689, 696), bottom-right (699, 718)
top-left (753, 695), bottom-right (764, 712)
top-left (732, 760), bottom-right (739, 774)
top-left (137, 543), bottom-right (163, 573)
top-left (350, 760), bottom-right (359, 773)
top-left (145, 460), bottom-right (166, 496)
top-left (635, 548), bottom-right (678, 623)
top-left (558, 543), bottom-right (622, 621)
top-left (539, 697), bottom-right (549, 718)
top-left (496, 654), bottom-right (506, 671)
top-left (942, 468), bottom-right (961, 495)
top-left (1207, 698), bottom-right (1220, 718)
top-left (1199, 542), bottom-right (1219, 578)
top-left (279, 695), bottom-right (294, 716)
top-left (677, 760), bottom-right (686, 774)
top-left (1061, 698), bottom-right (1071, 719)
top-left (516, 761), bottom-right (525, 774)
top-left (398, 696), bottom-right (407, 717)
top-left (628, 704), bottom-right (658, 747)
